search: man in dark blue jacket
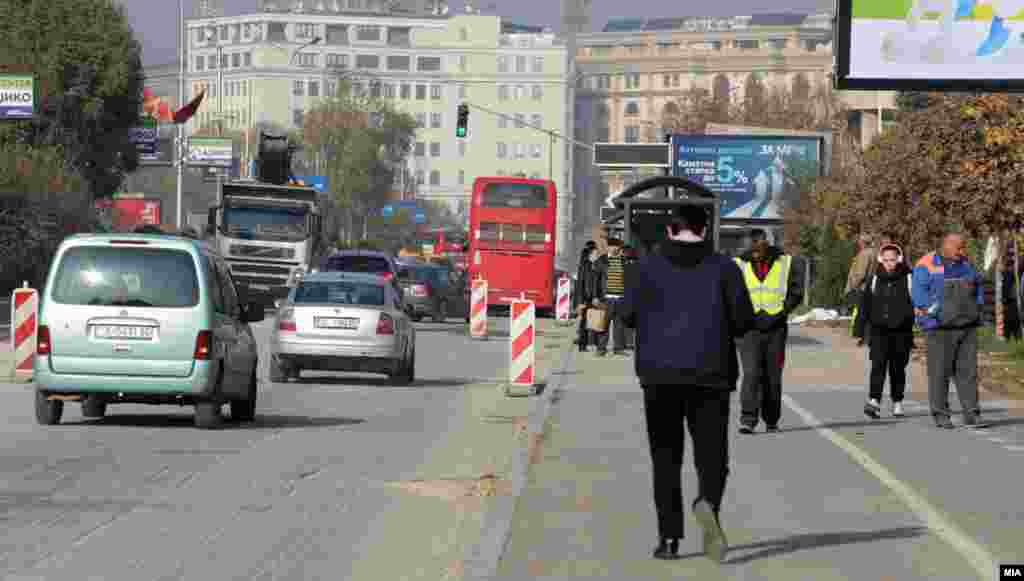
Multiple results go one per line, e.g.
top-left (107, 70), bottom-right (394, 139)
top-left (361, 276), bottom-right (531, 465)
top-left (619, 206), bottom-right (755, 564)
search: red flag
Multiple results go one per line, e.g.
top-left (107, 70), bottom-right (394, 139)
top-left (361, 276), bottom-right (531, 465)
top-left (173, 90), bottom-right (205, 124)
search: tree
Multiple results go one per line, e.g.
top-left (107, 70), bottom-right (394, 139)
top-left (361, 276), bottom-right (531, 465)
top-left (834, 94), bottom-right (1024, 260)
top-left (0, 0), bottom-right (144, 198)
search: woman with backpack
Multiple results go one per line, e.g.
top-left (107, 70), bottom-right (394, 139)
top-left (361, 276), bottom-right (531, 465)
top-left (853, 243), bottom-right (915, 419)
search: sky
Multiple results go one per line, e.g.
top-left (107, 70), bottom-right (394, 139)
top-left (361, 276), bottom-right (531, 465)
top-left (127, 0), bottom-right (834, 66)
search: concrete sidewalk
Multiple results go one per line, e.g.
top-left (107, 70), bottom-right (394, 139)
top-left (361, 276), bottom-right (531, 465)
top-left (493, 325), bottom-right (1024, 580)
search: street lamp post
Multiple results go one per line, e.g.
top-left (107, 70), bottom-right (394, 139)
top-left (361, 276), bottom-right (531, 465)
top-left (175, 0), bottom-right (185, 228)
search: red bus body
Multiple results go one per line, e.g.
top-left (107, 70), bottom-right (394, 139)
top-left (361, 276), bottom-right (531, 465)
top-left (467, 177), bottom-right (557, 310)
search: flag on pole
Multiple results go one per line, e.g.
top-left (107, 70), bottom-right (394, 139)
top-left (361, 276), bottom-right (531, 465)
top-left (173, 90), bottom-right (205, 124)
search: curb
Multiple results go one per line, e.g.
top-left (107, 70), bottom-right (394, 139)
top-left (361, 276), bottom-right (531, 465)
top-left (460, 331), bottom-right (576, 581)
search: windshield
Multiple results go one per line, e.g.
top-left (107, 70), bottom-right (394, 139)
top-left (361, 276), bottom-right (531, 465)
top-left (51, 247), bottom-right (199, 308)
top-left (292, 281), bottom-right (385, 306)
top-left (480, 183), bottom-right (549, 208)
top-left (223, 206), bottom-right (308, 242)
top-left (399, 266), bottom-right (448, 287)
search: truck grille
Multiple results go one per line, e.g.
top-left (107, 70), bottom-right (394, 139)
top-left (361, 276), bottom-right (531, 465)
top-left (230, 244), bottom-right (295, 259)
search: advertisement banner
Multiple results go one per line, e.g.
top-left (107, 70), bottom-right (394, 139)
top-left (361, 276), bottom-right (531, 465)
top-left (0, 74), bottom-right (34, 120)
top-left (838, 0), bottom-right (1024, 89)
top-left (671, 135), bottom-right (822, 221)
top-left (128, 117), bottom-right (159, 161)
top-left (187, 137), bottom-right (233, 167)
top-left (94, 197), bottom-right (161, 230)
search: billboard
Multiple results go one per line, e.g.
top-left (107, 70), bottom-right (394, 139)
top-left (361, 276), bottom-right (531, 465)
top-left (187, 137), bottom-right (233, 167)
top-left (0, 74), bottom-right (34, 120)
top-left (836, 0), bottom-right (1024, 91)
top-left (671, 135), bottom-right (823, 221)
top-left (128, 117), bottom-right (159, 161)
top-left (95, 196), bottom-right (162, 230)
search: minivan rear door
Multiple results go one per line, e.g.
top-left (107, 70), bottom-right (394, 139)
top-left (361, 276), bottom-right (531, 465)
top-left (44, 243), bottom-right (203, 377)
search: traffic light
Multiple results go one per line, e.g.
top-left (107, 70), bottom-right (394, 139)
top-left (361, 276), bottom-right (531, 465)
top-left (256, 131), bottom-right (293, 185)
top-left (456, 104), bottom-right (469, 138)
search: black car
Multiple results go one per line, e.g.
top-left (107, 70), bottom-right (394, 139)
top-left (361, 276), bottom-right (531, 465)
top-left (320, 249), bottom-right (404, 297)
top-left (396, 263), bottom-right (469, 323)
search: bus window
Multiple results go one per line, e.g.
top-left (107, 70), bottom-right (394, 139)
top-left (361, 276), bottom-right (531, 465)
top-left (501, 223), bottom-right (525, 243)
top-left (525, 224), bottom-right (546, 243)
top-left (479, 222), bottom-right (500, 241)
top-left (481, 183), bottom-right (548, 208)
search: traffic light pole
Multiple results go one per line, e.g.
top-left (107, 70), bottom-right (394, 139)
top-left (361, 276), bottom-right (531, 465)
top-left (459, 100), bottom-right (595, 154)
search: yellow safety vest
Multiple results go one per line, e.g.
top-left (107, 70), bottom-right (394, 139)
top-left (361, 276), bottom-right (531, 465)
top-left (734, 255), bottom-right (792, 315)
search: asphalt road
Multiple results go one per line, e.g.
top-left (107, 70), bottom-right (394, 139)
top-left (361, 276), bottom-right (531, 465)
top-left (0, 314), bottom-right (521, 581)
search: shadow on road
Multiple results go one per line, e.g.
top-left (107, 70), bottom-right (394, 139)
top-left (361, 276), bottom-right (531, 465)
top-left (721, 526), bottom-right (929, 564)
top-left (64, 413), bottom-right (365, 430)
top-left (296, 375), bottom-right (481, 389)
top-left (775, 407), bottom-right (1011, 433)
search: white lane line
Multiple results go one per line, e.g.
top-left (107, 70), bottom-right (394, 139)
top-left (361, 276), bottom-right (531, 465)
top-left (782, 394), bottom-right (997, 581)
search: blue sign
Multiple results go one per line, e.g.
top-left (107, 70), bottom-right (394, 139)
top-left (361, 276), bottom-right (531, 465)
top-left (414, 211), bottom-right (426, 225)
top-left (671, 135), bottom-right (822, 220)
top-left (298, 175), bottom-right (326, 193)
top-left (383, 200), bottom-right (423, 220)
top-left (382, 204), bottom-right (394, 218)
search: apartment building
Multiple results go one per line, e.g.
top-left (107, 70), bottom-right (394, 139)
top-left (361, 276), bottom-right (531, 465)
top-left (567, 12), bottom-right (897, 241)
top-left (183, 6), bottom-right (571, 265)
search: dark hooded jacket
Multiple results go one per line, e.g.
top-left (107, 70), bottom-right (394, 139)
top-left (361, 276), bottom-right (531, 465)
top-left (853, 260), bottom-right (914, 337)
top-left (736, 245), bottom-right (806, 331)
top-left (573, 247), bottom-right (598, 309)
top-left (620, 240), bottom-right (755, 390)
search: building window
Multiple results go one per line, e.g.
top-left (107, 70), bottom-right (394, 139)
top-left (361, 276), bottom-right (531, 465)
top-left (414, 142), bottom-right (425, 156)
top-left (232, 53), bottom-right (241, 67)
top-left (531, 85), bottom-right (543, 100)
top-left (383, 83), bottom-right (395, 98)
top-left (531, 113), bottom-right (542, 128)
top-left (327, 53), bottom-right (349, 68)
top-left (625, 125), bottom-right (640, 142)
top-left (514, 85), bottom-right (525, 99)
top-left (416, 84), bottom-right (426, 100)
top-left (458, 170), bottom-right (465, 185)
top-left (296, 23), bottom-right (316, 39)
top-left (244, 52), bottom-right (252, 66)
top-left (293, 109), bottom-right (304, 126)
top-left (415, 113), bottom-right (426, 128)
top-left (297, 53), bottom-right (317, 67)
top-left (498, 115), bottom-right (508, 129)
top-left (459, 27), bottom-right (468, 41)
top-left (430, 142), bottom-right (441, 157)
top-left (195, 56), bottom-right (204, 71)
top-left (309, 80), bottom-right (320, 97)
top-left (400, 83), bottom-right (411, 99)
top-left (293, 80), bottom-right (305, 96)
top-left (356, 26), bottom-right (381, 41)
top-left (530, 143), bottom-right (542, 159)
top-left (515, 55), bottom-right (526, 73)
top-left (532, 56), bottom-right (543, 73)
top-left (496, 169), bottom-right (506, 176)
top-left (418, 56), bottom-right (442, 72)
top-left (355, 54), bottom-right (379, 69)
top-left (430, 112), bottom-right (442, 128)
top-left (458, 141), bottom-right (466, 157)
top-left (497, 142), bottom-right (508, 158)
top-left (663, 74), bottom-right (671, 88)
top-left (325, 24), bottom-right (349, 45)
top-left (514, 143), bottom-right (525, 159)
top-left (430, 85), bottom-right (442, 99)
top-left (457, 83), bottom-right (467, 99)
top-left (387, 27), bottom-right (411, 46)
top-left (415, 170), bottom-right (425, 185)
top-left (220, 26), bottom-right (229, 40)
top-left (498, 56), bottom-right (509, 73)
top-left (429, 170), bottom-right (440, 185)
top-left (208, 55), bottom-right (216, 69)
top-left (624, 74), bottom-right (640, 89)
top-left (624, 102), bottom-right (639, 116)
top-left (241, 81), bottom-right (247, 96)
top-left (498, 85), bottom-right (509, 100)
top-left (370, 81), bottom-right (382, 97)
top-left (456, 55), bottom-right (467, 71)
top-left (387, 55), bottom-right (410, 70)
top-left (514, 113), bottom-right (525, 128)
top-left (221, 53), bottom-right (228, 68)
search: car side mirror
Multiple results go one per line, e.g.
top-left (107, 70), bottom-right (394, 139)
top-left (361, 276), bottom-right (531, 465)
top-left (244, 301), bottom-right (265, 323)
top-left (273, 299), bottom-right (282, 309)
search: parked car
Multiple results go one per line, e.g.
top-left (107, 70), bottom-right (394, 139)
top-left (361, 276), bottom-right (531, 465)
top-left (33, 232), bottom-right (264, 429)
top-left (395, 263), bottom-right (469, 323)
top-left (269, 271), bottom-right (415, 385)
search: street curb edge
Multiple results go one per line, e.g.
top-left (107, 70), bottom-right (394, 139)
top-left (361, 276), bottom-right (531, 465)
top-left (459, 331), bottom-right (576, 581)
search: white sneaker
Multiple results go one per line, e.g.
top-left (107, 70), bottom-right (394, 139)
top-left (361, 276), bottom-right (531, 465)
top-left (892, 402), bottom-right (905, 417)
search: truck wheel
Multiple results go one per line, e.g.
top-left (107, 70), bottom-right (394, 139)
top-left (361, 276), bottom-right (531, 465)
top-left (81, 396), bottom-right (107, 418)
top-left (35, 391), bottom-right (63, 426)
top-left (230, 365), bottom-right (258, 423)
top-left (194, 401), bottom-right (222, 429)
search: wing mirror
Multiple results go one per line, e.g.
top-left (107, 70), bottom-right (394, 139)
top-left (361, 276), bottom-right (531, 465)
top-left (273, 299), bottom-right (283, 309)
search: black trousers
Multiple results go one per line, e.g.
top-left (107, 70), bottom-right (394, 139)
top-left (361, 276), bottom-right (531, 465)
top-left (868, 328), bottom-right (912, 402)
top-left (576, 307), bottom-right (590, 346)
top-left (642, 385), bottom-right (731, 540)
top-left (595, 297), bottom-right (627, 352)
top-left (739, 326), bottom-right (788, 428)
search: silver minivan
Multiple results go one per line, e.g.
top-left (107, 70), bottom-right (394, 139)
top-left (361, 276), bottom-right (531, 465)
top-left (33, 233), bottom-right (264, 429)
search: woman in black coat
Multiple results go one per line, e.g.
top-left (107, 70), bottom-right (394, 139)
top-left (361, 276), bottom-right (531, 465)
top-left (574, 241), bottom-right (597, 350)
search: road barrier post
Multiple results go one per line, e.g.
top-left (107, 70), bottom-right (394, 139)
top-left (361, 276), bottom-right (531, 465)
top-left (11, 282), bottom-right (38, 380)
top-left (555, 275), bottom-right (571, 324)
top-left (470, 278), bottom-right (488, 340)
top-left (506, 295), bottom-right (536, 396)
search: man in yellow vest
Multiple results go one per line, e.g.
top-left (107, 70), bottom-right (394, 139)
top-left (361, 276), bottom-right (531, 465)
top-left (734, 230), bottom-right (805, 434)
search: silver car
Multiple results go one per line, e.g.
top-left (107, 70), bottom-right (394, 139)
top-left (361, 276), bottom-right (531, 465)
top-left (269, 271), bottom-right (415, 385)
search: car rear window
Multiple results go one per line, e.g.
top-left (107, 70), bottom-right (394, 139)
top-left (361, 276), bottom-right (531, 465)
top-left (399, 266), bottom-right (445, 286)
top-left (293, 281), bottom-right (385, 306)
top-left (325, 256), bottom-right (392, 274)
top-left (51, 246), bottom-right (199, 307)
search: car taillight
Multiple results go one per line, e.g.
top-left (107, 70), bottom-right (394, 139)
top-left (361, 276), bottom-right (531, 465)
top-left (381, 272), bottom-right (394, 282)
top-left (412, 284), bottom-right (429, 297)
top-left (194, 330), bottom-right (212, 360)
top-left (278, 321), bottom-right (297, 332)
top-left (376, 313), bottom-right (394, 335)
top-left (37, 325), bottom-right (51, 355)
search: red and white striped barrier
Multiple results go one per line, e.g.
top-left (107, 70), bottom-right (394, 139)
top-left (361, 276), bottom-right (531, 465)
top-left (555, 275), bottom-right (571, 323)
top-left (470, 278), bottom-right (488, 339)
top-left (11, 284), bottom-right (38, 379)
top-left (508, 297), bottom-right (535, 390)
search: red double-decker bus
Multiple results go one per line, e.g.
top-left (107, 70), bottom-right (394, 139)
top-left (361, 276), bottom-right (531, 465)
top-left (467, 177), bottom-right (557, 312)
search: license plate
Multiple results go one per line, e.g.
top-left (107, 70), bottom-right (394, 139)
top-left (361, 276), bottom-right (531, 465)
top-left (315, 317), bottom-right (359, 329)
top-left (93, 325), bottom-right (155, 340)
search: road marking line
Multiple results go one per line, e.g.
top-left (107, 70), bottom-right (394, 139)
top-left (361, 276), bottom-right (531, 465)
top-left (782, 394), bottom-right (997, 581)
top-left (1004, 445), bottom-right (1024, 452)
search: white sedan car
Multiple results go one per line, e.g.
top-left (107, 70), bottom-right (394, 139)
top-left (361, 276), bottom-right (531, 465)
top-left (269, 271), bottom-right (416, 385)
